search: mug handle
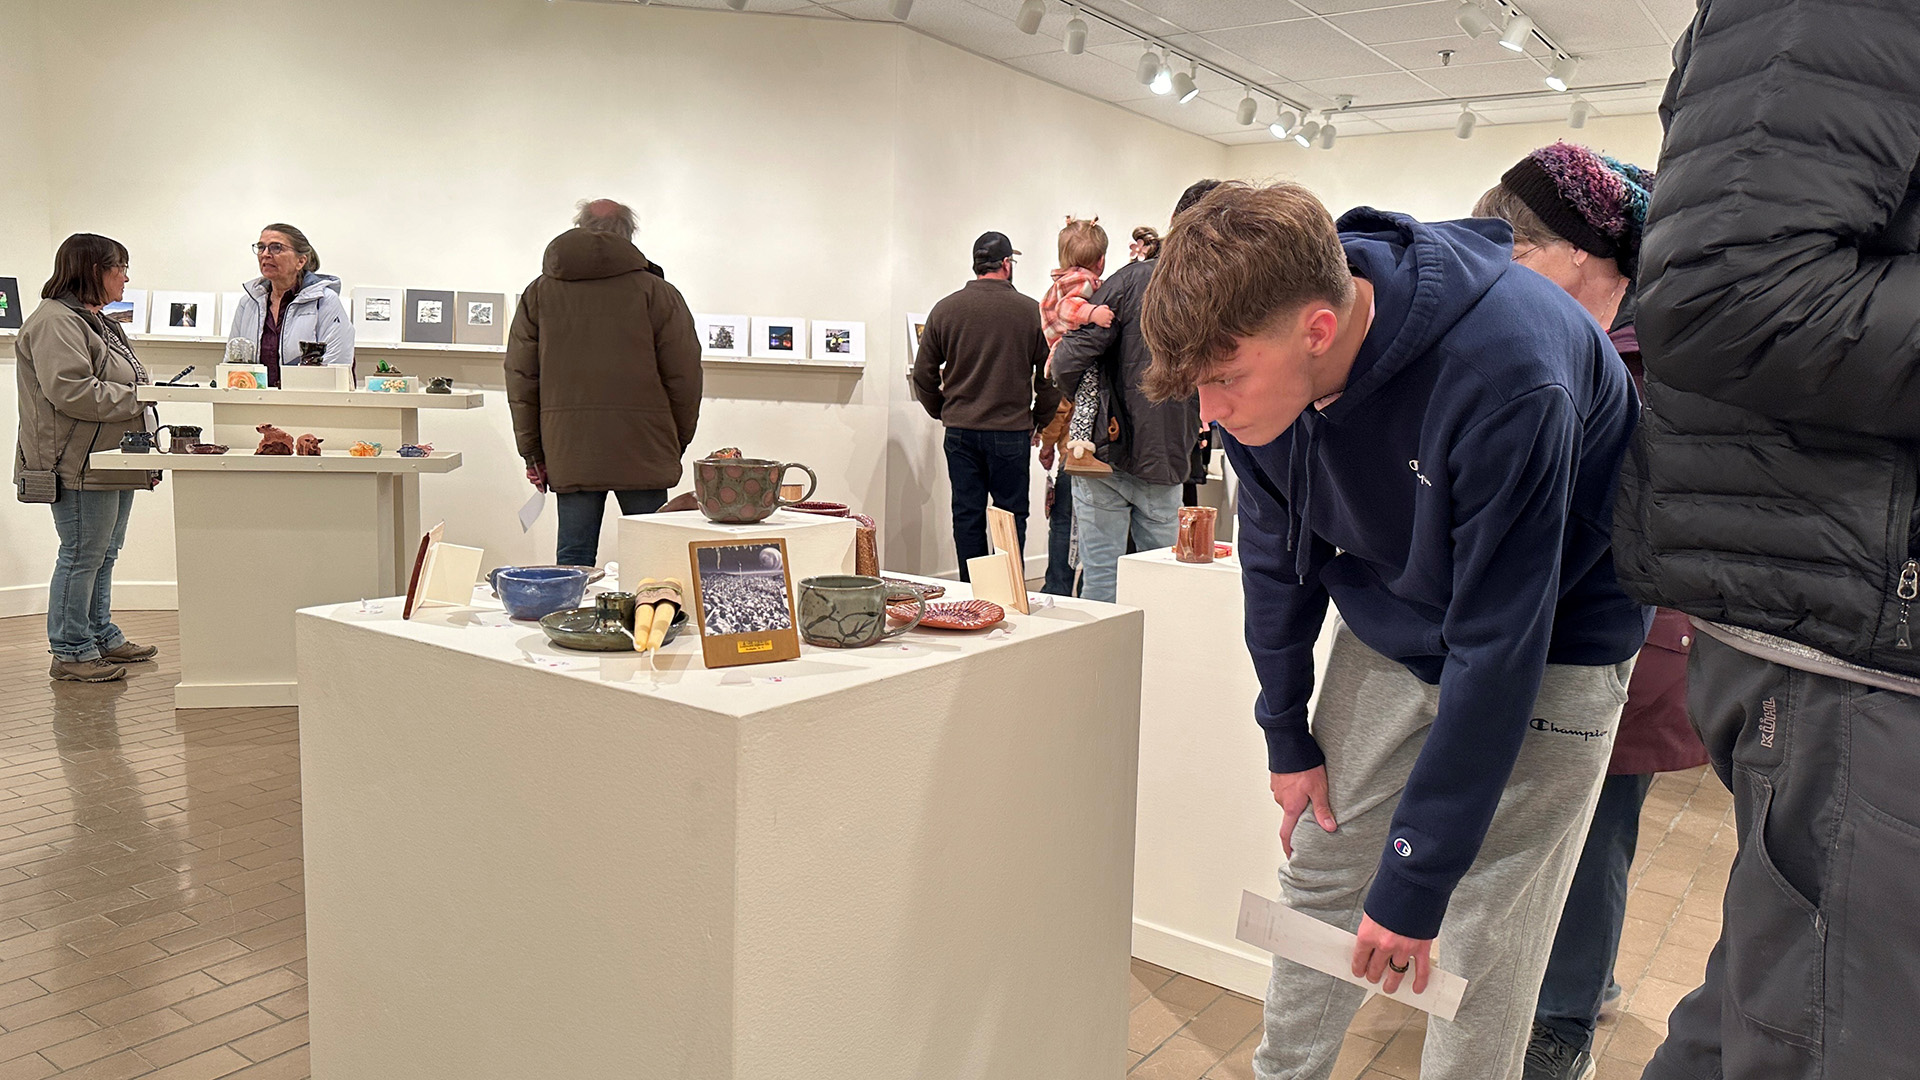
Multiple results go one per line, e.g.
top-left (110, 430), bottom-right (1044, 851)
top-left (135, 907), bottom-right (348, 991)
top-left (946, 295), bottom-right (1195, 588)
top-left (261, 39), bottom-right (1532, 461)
top-left (882, 592), bottom-right (927, 640)
top-left (154, 425), bottom-right (173, 452)
top-left (776, 463), bottom-right (818, 506)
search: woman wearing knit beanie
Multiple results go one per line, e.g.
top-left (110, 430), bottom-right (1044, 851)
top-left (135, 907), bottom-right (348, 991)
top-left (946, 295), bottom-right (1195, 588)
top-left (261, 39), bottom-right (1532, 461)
top-left (1477, 143), bottom-right (1706, 1080)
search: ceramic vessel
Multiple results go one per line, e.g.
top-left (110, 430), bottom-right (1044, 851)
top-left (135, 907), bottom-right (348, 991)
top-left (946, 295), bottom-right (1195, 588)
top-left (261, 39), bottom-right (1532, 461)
top-left (798, 574), bottom-right (924, 648)
top-left (492, 566), bottom-right (590, 621)
top-left (188, 443), bottom-right (230, 455)
top-left (425, 377), bottom-right (454, 394)
top-left (157, 425), bottom-right (202, 453)
top-left (540, 606), bottom-right (688, 652)
top-left (1176, 506), bottom-right (1218, 564)
top-left (785, 501), bottom-right (849, 518)
top-left (692, 456), bottom-right (817, 524)
top-left (397, 443), bottom-right (434, 458)
top-left (118, 431), bottom-right (157, 453)
top-left (485, 565), bottom-right (603, 597)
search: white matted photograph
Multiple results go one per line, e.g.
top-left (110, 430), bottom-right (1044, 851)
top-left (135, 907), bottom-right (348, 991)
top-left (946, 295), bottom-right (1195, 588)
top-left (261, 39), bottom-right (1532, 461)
top-left (416, 299), bottom-right (443, 324)
top-left (750, 316), bottom-right (808, 360)
top-left (693, 313), bottom-right (751, 357)
top-left (147, 291), bottom-right (217, 337)
top-left (810, 319), bottom-right (865, 361)
top-left (352, 286), bottom-right (404, 343)
top-left (466, 301), bottom-right (493, 325)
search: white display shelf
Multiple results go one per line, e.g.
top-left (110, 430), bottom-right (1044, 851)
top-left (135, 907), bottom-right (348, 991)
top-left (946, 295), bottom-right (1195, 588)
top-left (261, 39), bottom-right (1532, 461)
top-left (118, 333), bottom-right (865, 371)
top-left (89, 449), bottom-right (462, 474)
top-left (137, 385), bottom-right (484, 409)
top-left (703, 354), bottom-right (865, 371)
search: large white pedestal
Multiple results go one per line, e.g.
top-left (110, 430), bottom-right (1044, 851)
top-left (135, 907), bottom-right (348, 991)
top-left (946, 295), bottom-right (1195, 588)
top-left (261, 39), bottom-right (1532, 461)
top-left (1118, 547), bottom-right (1335, 998)
top-left (294, 582), bottom-right (1144, 1080)
top-left (617, 508), bottom-right (857, 588)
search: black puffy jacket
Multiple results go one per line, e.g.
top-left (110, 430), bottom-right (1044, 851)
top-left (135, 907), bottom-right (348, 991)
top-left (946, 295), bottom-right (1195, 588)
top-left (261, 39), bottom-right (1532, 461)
top-left (1613, 0), bottom-right (1920, 676)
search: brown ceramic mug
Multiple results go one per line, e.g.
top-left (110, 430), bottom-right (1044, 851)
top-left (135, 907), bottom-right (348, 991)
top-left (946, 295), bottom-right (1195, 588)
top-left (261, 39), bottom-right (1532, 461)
top-left (1175, 506), bottom-right (1218, 563)
top-left (693, 457), bottom-right (817, 524)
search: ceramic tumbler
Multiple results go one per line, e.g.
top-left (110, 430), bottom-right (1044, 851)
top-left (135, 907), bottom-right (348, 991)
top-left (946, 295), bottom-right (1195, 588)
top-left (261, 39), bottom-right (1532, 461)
top-left (798, 575), bottom-right (923, 648)
top-left (595, 591), bottom-right (637, 634)
top-left (1175, 506), bottom-right (1218, 563)
top-left (693, 457), bottom-right (818, 524)
top-left (157, 425), bottom-right (202, 453)
top-left (118, 431), bottom-right (157, 453)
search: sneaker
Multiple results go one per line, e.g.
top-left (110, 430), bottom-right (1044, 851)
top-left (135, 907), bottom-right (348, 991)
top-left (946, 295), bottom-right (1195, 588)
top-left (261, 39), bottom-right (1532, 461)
top-left (50, 657), bottom-right (128, 683)
top-left (1523, 1023), bottom-right (1595, 1080)
top-left (1601, 978), bottom-right (1624, 1013)
top-left (100, 641), bottom-right (159, 663)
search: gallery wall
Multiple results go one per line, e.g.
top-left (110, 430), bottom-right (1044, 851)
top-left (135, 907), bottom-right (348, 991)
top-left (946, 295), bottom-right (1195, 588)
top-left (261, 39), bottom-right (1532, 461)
top-left (0, 0), bottom-right (1227, 613)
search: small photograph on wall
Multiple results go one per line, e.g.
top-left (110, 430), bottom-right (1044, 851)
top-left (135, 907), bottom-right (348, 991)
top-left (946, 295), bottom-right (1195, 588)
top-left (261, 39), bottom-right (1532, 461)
top-left (810, 319), bottom-right (865, 362)
top-left (455, 291), bottom-right (506, 346)
top-left (147, 291), bottom-right (217, 337)
top-left (750, 316), bottom-right (807, 360)
top-left (0, 277), bottom-right (21, 330)
top-left (353, 286), bottom-right (404, 343)
top-left (689, 539), bottom-right (801, 668)
top-left (903, 312), bottom-right (929, 364)
top-left (693, 313), bottom-right (750, 358)
top-left (103, 290), bottom-right (149, 334)
top-left (367, 298), bottom-right (392, 321)
top-left (403, 289), bottom-right (456, 344)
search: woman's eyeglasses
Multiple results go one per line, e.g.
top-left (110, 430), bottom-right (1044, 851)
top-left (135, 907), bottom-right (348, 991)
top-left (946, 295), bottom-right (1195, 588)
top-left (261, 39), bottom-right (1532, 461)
top-left (252, 242), bottom-right (294, 256)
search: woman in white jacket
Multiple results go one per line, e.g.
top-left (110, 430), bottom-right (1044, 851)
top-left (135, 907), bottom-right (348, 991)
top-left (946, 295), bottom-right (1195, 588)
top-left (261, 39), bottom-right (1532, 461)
top-left (227, 223), bottom-right (354, 387)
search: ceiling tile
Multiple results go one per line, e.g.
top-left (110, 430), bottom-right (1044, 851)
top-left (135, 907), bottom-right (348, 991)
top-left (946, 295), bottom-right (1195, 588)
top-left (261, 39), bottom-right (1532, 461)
top-left (1477, 101), bottom-right (1585, 124)
top-left (1289, 0), bottom-right (1432, 13)
top-left (1297, 68), bottom-right (1437, 106)
top-left (889, 0), bottom-right (1059, 59)
top-left (1369, 34), bottom-right (1527, 70)
top-left (1119, 93), bottom-right (1247, 135)
top-left (1003, 48), bottom-right (1171, 102)
top-left (1114, 0), bottom-right (1316, 33)
top-left (1325, 1), bottom-right (1470, 46)
top-left (1414, 55), bottom-right (1552, 96)
top-left (1638, 0), bottom-right (1698, 39)
top-left (1516, 0), bottom-right (1672, 52)
top-left (1375, 111), bottom-right (1465, 132)
top-left (1568, 44), bottom-right (1675, 86)
top-left (1208, 17), bottom-right (1400, 82)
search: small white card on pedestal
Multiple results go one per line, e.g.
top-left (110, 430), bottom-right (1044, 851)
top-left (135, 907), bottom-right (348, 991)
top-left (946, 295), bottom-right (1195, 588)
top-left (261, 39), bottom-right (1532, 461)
top-left (966, 552), bottom-right (1025, 612)
top-left (1235, 891), bottom-right (1467, 1022)
top-left (418, 543), bottom-right (484, 609)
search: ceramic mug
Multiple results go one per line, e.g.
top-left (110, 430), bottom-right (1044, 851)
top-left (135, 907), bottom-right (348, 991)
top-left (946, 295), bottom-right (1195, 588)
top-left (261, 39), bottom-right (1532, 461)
top-left (595, 591), bottom-right (638, 635)
top-left (693, 456), bottom-right (818, 524)
top-left (118, 431), bottom-right (157, 453)
top-left (798, 575), bottom-right (924, 648)
top-left (1176, 506), bottom-right (1218, 564)
top-left (157, 424), bottom-right (202, 454)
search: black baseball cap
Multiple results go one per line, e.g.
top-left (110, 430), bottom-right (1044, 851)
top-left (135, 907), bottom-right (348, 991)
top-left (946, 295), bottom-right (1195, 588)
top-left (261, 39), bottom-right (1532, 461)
top-left (972, 231), bottom-right (1020, 270)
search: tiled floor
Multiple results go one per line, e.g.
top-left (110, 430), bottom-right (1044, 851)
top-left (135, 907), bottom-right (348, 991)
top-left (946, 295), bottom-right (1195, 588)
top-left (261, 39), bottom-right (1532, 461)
top-left (1126, 765), bottom-right (1736, 1080)
top-left (0, 610), bottom-right (1733, 1079)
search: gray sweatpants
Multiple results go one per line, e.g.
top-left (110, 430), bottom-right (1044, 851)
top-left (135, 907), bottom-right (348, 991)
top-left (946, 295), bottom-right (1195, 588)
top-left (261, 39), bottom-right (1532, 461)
top-left (1254, 622), bottom-right (1631, 1080)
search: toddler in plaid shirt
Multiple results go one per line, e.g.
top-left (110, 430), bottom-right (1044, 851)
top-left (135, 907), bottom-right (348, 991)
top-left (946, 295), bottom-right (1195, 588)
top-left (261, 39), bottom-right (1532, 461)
top-left (1041, 217), bottom-right (1113, 475)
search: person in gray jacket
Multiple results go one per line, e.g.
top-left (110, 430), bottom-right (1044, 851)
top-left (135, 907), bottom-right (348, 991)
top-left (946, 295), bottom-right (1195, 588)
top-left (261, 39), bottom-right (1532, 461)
top-left (1050, 182), bottom-right (1210, 602)
top-left (14, 234), bottom-right (160, 683)
top-left (227, 223), bottom-right (353, 387)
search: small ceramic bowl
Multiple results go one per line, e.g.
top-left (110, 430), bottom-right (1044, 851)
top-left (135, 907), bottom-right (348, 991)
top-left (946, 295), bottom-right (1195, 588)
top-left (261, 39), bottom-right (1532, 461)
top-left (785, 501), bottom-right (850, 518)
top-left (492, 566), bottom-right (590, 621)
top-left (396, 443), bottom-right (433, 458)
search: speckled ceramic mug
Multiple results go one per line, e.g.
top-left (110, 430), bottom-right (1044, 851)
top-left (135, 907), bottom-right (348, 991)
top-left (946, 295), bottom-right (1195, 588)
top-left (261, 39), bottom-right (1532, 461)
top-left (798, 575), bottom-right (923, 648)
top-left (693, 457), bottom-right (817, 524)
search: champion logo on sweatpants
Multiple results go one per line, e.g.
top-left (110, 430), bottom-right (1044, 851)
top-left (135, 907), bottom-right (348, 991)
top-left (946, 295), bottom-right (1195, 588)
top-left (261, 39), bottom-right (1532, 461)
top-left (1393, 837), bottom-right (1413, 857)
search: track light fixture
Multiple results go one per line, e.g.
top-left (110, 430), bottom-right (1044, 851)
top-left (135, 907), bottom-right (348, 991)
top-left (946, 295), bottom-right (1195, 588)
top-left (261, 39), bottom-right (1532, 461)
top-left (1293, 120), bottom-right (1320, 147)
top-left (1568, 97), bottom-right (1592, 128)
top-left (1455, 105), bottom-right (1477, 139)
top-left (1172, 62), bottom-right (1199, 104)
top-left (1319, 123), bottom-right (1337, 149)
top-left (1499, 13), bottom-right (1534, 52)
top-left (1015, 0), bottom-right (1045, 35)
top-left (1270, 110), bottom-right (1299, 139)
top-left (1064, 10), bottom-right (1087, 54)
top-left (1545, 55), bottom-right (1579, 92)
top-left (1150, 53), bottom-right (1173, 95)
top-left (889, 0), bottom-right (913, 19)
top-left (1453, 2), bottom-right (1496, 37)
top-left (1237, 91), bottom-right (1258, 126)
top-left (1136, 45), bottom-right (1159, 85)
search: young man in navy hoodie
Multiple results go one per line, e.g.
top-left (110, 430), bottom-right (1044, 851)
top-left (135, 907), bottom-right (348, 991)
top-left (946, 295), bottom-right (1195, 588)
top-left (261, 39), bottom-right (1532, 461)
top-left (1139, 182), bottom-right (1649, 1080)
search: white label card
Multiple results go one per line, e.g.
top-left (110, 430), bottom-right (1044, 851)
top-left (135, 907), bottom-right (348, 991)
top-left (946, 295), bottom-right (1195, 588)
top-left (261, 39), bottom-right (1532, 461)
top-left (1234, 891), bottom-right (1468, 1022)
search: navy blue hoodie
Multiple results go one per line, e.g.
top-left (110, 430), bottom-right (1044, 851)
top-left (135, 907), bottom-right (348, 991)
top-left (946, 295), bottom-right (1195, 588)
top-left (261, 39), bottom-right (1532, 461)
top-left (1223, 208), bottom-right (1649, 939)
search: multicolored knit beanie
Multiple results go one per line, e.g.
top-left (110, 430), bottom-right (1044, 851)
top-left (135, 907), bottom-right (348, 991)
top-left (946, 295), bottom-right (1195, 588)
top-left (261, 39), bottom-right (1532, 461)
top-left (1499, 142), bottom-right (1656, 280)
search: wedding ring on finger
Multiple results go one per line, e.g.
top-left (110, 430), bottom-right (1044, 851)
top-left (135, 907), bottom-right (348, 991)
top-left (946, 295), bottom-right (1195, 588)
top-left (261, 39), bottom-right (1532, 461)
top-left (1386, 957), bottom-right (1410, 974)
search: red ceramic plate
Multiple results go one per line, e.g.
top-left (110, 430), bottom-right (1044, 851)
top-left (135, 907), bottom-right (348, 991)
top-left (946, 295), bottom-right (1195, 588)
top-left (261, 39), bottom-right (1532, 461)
top-left (785, 501), bottom-right (850, 517)
top-left (889, 599), bottom-right (1005, 631)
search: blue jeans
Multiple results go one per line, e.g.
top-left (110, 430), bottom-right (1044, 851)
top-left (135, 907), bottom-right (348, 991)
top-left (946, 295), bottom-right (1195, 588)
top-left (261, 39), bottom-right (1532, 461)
top-left (556, 489), bottom-right (668, 568)
top-left (1535, 771), bottom-right (1654, 1049)
top-left (1042, 473), bottom-right (1075, 596)
top-left (944, 428), bottom-right (1030, 582)
top-left (48, 488), bottom-right (137, 662)
top-left (1072, 470), bottom-right (1180, 603)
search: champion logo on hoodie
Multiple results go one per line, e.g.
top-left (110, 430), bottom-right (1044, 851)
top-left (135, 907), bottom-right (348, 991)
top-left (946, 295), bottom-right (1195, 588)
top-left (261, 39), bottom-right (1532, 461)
top-left (1409, 459), bottom-right (1431, 487)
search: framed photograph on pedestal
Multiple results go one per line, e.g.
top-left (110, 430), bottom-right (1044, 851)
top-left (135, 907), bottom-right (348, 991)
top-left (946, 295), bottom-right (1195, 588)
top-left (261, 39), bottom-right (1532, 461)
top-left (694, 313), bottom-right (750, 358)
top-left (810, 319), bottom-right (865, 362)
top-left (454, 292), bottom-right (506, 346)
top-left (688, 538), bottom-right (800, 668)
top-left (103, 289), bottom-right (148, 335)
top-left (0, 277), bottom-right (21, 330)
top-left (403, 289), bottom-right (456, 344)
top-left (149, 291), bottom-right (216, 337)
top-left (750, 316), bottom-right (807, 361)
top-left (353, 286), bottom-right (403, 343)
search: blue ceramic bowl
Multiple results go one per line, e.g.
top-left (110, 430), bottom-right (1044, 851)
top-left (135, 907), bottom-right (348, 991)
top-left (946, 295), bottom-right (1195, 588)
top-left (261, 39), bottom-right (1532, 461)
top-left (491, 566), bottom-right (590, 621)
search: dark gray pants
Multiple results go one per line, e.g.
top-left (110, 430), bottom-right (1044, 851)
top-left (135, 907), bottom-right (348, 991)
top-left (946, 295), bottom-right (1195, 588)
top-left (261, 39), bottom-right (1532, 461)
top-left (1646, 634), bottom-right (1920, 1079)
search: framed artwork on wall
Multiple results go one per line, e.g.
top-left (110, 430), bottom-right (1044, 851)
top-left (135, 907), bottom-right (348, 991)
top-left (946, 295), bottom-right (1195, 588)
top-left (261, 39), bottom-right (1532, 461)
top-left (0, 277), bottom-right (20, 330)
top-left (353, 286), bottom-right (404, 343)
top-left (693, 313), bottom-right (750, 358)
top-left (454, 291), bottom-right (506, 346)
top-left (404, 289), bottom-right (456, 344)
top-left (688, 538), bottom-right (801, 668)
top-left (810, 319), bottom-right (865, 362)
top-left (148, 291), bottom-right (215, 336)
top-left (103, 289), bottom-right (148, 335)
top-left (750, 316), bottom-right (808, 361)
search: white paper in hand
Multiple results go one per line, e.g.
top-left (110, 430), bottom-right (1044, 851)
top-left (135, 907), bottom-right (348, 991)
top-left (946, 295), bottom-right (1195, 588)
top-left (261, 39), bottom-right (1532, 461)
top-left (518, 491), bottom-right (545, 533)
top-left (1235, 891), bottom-right (1467, 1022)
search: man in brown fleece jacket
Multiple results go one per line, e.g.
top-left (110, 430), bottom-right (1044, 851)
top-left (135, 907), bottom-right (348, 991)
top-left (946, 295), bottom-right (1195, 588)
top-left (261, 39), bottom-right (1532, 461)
top-left (912, 231), bottom-right (1059, 580)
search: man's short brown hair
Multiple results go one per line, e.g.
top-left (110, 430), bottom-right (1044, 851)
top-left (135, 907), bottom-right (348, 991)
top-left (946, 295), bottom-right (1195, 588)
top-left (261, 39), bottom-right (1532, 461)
top-left (1057, 217), bottom-right (1108, 272)
top-left (1140, 182), bottom-right (1355, 402)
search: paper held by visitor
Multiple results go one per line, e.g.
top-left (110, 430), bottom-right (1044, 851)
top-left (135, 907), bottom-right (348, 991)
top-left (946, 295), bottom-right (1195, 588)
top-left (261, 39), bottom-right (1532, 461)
top-left (1235, 891), bottom-right (1467, 1022)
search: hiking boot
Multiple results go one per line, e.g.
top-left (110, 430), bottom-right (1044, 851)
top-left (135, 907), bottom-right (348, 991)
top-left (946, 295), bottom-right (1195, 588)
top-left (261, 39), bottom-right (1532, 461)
top-left (1061, 442), bottom-right (1112, 476)
top-left (50, 657), bottom-right (128, 683)
top-left (100, 641), bottom-right (159, 663)
top-left (1523, 1023), bottom-right (1595, 1080)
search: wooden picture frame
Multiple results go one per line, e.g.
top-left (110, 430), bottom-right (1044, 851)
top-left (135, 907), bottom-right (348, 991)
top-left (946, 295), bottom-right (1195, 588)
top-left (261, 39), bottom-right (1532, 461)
top-left (688, 538), bottom-right (801, 668)
top-left (402, 523), bottom-right (445, 619)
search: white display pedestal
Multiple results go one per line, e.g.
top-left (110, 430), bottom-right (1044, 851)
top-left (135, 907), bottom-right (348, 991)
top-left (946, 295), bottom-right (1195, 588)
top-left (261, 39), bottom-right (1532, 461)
top-left (294, 582), bottom-right (1144, 1080)
top-left (107, 385), bottom-right (481, 708)
top-left (617, 508), bottom-right (857, 588)
top-left (1118, 547), bottom-right (1335, 997)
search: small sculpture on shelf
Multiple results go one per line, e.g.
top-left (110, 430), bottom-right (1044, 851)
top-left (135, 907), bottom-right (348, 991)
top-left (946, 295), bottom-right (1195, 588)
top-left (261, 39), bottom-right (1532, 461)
top-left (348, 441), bottom-right (383, 457)
top-left (706, 446), bottom-right (743, 459)
top-left (293, 341), bottom-right (327, 366)
top-left (374, 358), bottom-right (404, 375)
top-left (295, 433), bottom-right (324, 456)
top-left (425, 377), bottom-right (453, 394)
top-left (396, 443), bottom-right (434, 458)
top-left (253, 424), bottom-right (294, 456)
top-left (188, 443), bottom-right (230, 455)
